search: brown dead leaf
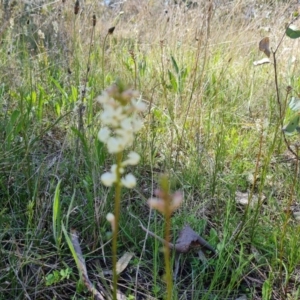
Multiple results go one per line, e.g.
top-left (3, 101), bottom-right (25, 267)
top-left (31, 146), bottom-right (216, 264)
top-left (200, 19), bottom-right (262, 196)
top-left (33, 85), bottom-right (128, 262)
top-left (174, 225), bottom-right (216, 254)
top-left (138, 222), bottom-right (216, 255)
top-left (70, 229), bottom-right (105, 300)
top-left (259, 37), bottom-right (271, 57)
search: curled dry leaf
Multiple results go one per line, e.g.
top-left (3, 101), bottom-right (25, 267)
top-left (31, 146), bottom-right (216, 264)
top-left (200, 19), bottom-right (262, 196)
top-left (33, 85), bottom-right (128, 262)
top-left (175, 225), bottom-right (216, 254)
top-left (139, 222), bottom-right (216, 255)
top-left (116, 252), bottom-right (134, 275)
top-left (253, 58), bottom-right (271, 66)
top-left (103, 252), bottom-right (134, 276)
top-left (259, 37), bottom-right (271, 57)
top-left (70, 229), bottom-right (105, 300)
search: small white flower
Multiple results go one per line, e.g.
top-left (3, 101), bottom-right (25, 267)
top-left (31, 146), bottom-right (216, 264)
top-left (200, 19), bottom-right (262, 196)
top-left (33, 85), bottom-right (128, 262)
top-left (106, 213), bottom-right (115, 232)
top-left (121, 89), bottom-right (139, 101)
top-left (131, 99), bottom-right (147, 112)
top-left (97, 92), bottom-right (110, 104)
top-left (120, 118), bottom-right (133, 131)
top-left (100, 107), bottom-right (118, 127)
top-left (100, 106), bottom-right (126, 127)
top-left (115, 128), bottom-right (134, 147)
top-left (122, 151), bottom-right (140, 166)
top-left (121, 173), bottom-right (136, 189)
top-left (111, 164), bottom-right (124, 174)
top-left (107, 137), bottom-right (125, 153)
top-left (98, 127), bottom-right (111, 143)
top-left (38, 29), bottom-right (45, 40)
top-left (101, 172), bottom-right (116, 186)
top-left (131, 117), bottom-right (144, 132)
top-left (106, 212), bottom-right (115, 222)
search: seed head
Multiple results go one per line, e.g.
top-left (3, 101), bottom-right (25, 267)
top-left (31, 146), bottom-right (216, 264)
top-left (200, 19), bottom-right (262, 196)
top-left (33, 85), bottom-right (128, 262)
top-left (74, 0), bottom-right (79, 15)
top-left (108, 26), bottom-right (115, 35)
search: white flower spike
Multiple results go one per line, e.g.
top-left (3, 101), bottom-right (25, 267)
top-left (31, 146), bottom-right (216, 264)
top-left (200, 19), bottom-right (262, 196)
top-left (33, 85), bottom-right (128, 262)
top-left (97, 82), bottom-right (146, 189)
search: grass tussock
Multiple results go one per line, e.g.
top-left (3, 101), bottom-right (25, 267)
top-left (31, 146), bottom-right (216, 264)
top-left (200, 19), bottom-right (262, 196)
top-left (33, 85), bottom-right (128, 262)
top-left (1, 0), bottom-right (300, 299)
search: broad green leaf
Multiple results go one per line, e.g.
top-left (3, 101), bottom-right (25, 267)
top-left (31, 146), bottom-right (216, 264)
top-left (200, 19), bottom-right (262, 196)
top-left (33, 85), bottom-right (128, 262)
top-left (286, 24), bottom-right (300, 39)
top-left (62, 224), bottom-right (81, 279)
top-left (37, 85), bottom-right (45, 121)
top-left (71, 85), bottom-right (78, 102)
top-left (180, 67), bottom-right (188, 81)
top-left (171, 55), bottom-right (179, 74)
top-left (283, 115), bottom-right (300, 134)
top-left (50, 76), bottom-right (68, 99)
top-left (168, 70), bottom-right (178, 92)
top-left (289, 97), bottom-right (300, 111)
top-left (262, 278), bottom-right (272, 300)
top-left (5, 110), bottom-right (21, 147)
top-left (138, 60), bottom-right (146, 76)
top-left (30, 90), bottom-right (37, 104)
top-left (5, 110), bottom-right (20, 135)
top-left (178, 67), bottom-right (187, 93)
top-left (53, 180), bottom-right (62, 248)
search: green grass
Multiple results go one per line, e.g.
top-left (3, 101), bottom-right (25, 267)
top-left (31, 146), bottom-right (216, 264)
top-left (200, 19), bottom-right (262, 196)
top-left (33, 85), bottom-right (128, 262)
top-left (1, 0), bottom-right (300, 299)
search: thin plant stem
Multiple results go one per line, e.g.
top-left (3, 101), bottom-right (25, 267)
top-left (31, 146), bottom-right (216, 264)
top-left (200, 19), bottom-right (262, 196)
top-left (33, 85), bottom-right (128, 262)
top-left (272, 51), bottom-right (299, 159)
top-left (129, 50), bottom-right (137, 90)
top-left (102, 32), bottom-right (110, 90)
top-left (160, 176), bottom-right (173, 300)
top-left (72, 9), bottom-right (82, 157)
top-left (112, 152), bottom-right (123, 300)
top-left (84, 15), bottom-right (96, 90)
top-left (164, 211), bottom-right (172, 300)
top-left (272, 15), bottom-right (300, 160)
top-left (101, 26), bottom-right (116, 90)
top-left (80, 14), bottom-right (96, 127)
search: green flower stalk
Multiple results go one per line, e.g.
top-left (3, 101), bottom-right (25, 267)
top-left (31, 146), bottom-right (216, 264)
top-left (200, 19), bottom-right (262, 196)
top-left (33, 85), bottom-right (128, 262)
top-left (148, 177), bottom-right (184, 300)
